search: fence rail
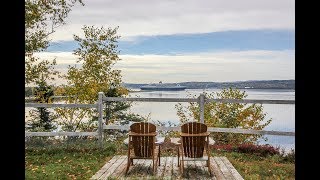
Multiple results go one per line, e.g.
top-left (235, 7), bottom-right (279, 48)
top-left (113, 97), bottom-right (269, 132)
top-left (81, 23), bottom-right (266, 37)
top-left (25, 92), bottom-right (295, 147)
top-left (206, 99), bottom-right (295, 104)
top-left (103, 97), bottom-right (295, 104)
top-left (103, 125), bottom-right (294, 136)
top-left (25, 103), bottom-right (97, 108)
top-left (25, 132), bottom-right (98, 137)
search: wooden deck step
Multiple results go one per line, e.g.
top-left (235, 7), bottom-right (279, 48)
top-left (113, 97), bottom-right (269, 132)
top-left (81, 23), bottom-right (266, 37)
top-left (91, 156), bottom-right (243, 180)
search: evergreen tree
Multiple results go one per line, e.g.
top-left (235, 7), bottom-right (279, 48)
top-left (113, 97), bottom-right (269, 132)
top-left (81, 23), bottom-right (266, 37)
top-left (27, 78), bottom-right (56, 131)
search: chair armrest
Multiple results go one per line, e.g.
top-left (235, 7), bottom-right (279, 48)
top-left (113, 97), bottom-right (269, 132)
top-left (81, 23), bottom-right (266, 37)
top-left (180, 132), bottom-right (210, 137)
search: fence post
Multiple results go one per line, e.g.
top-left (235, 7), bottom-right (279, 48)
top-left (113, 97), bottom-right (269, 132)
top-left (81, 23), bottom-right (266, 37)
top-left (199, 93), bottom-right (205, 123)
top-left (98, 92), bottom-right (104, 148)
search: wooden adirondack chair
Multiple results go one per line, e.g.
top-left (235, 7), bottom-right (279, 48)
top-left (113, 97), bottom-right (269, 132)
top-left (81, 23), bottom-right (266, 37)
top-left (178, 122), bottom-right (213, 175)
top-left (126, 122), bottom-right (159, 174)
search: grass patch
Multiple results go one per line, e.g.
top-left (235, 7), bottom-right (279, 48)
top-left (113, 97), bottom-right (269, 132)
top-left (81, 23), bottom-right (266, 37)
top-left (25, 138), bottom-right (118, 179)
top-left (213, 151), bottom-right (295, 180)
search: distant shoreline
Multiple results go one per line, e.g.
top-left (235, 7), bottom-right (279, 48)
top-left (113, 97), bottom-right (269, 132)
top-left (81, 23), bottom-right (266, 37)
top-left (123, 80), bottom-right (295, 90)
top-left (128, 88), bottom-right (295, 92)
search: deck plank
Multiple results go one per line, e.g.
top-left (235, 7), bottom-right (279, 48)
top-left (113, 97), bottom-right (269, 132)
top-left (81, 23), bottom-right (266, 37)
top-left (214, 157), bottom-right (234, 180)
top-left (210, 157), bottom-right (226, 180)
top-left (181, 161), bottom-right (195, 179)
top-left (128, 159), bottom-right (146, 176)
top-left (98, 156), bottom-right (127, 179)
top-left (200, 160), bottom-right (217, 180)
top-left (163, 156), bottom-right (173, 179)
top-left (189, 161), bottom-right (198, 179)
top-left (196, 161), bottom-right (208, 177)
top-left (143, 159), bottom-right (153, 179)
top-left (92, 156), bottom-right (242, 180)
top-left (220, 157), bottom-right (244, 180)
top-left (109, 156), bottom-right (128, 178)
top-left (157, 157), bottom-right (167, 178)
top-left (171, 156), bottom-right (180, 179)
top-left (90, 155), bottom-right (120, 179)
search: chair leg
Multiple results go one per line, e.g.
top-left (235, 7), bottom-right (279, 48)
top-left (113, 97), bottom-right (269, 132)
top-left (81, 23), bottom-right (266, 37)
top-left (126, 157), bottom-right (130, 174)
top-left (158, 145), bottom-right (161, 166)
top-left (177, 146), bottom-right (180, 167)
top-left (180, 160), bottom-right (184, 176)
top-left (207, 159), bottom-right (212, 176)
top-left (153, 159), bottom-right (157, 175)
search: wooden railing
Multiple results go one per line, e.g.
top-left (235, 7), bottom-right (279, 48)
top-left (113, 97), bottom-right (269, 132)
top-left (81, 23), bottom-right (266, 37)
top-left (25, 104), bottom-right (99, 137)
top-left (25, 92), bottom-right (295, 147)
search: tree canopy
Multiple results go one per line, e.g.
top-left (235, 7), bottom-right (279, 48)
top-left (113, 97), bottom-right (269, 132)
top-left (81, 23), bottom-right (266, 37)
top-left (25, 0), bottom-right (84, 84)
top-left (63, 25), bottom-right (125, 104)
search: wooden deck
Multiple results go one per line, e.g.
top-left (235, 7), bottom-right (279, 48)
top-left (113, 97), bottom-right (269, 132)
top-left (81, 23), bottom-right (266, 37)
top-left (91, 156), bottom-right (243, 180)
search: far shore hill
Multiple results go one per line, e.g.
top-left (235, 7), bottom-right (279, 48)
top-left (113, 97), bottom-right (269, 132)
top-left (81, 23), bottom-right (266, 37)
top-left (25, 80), bottom-right (295, 96)
top-left (123, 80), bottom-right (295, 90)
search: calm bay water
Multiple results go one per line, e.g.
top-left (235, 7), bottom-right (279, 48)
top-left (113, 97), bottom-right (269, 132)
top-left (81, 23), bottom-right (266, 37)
top-left (127, 88), bottom-right (295, 151)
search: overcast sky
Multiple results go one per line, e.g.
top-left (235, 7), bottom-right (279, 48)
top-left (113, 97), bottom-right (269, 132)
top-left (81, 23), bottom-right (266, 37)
top-left (40, 0), bottom-right (295, 84)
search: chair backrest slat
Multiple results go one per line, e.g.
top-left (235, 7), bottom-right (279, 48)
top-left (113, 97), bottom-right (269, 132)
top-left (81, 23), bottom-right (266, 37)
top-left (181, 122), bottom-right (207, 158)
top-left (130, 122), bottom-right (156, 158)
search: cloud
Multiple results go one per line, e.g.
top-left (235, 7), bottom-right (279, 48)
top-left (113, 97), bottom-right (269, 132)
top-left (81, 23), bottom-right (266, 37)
top-left (49, 0), bottom-right (294, 41)
top-left (116, 50), bottom-right (295, 83)
top-left (34, 49), bottom-right (294, 84)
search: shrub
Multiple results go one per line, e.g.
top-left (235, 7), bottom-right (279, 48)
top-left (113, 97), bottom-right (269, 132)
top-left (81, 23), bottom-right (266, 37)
top-left (211, 143), bottom-right (282, 157)
top-left (237, 144), bottom-right (280, 156)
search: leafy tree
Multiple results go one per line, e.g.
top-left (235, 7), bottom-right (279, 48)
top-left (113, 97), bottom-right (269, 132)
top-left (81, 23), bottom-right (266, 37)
top-left (25, 0), bottom-right (84, 84)
top-left (175, 88), bottom-right (272, 144)
top-left (25, 0), bottom-right (84, 133)
top-left (26, 78), bottom-right (56, 131)
top-left (55, 26), bottom-right (142, 133)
